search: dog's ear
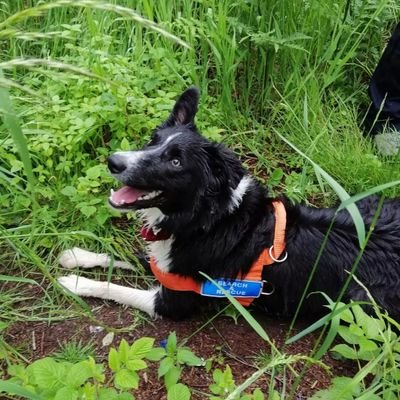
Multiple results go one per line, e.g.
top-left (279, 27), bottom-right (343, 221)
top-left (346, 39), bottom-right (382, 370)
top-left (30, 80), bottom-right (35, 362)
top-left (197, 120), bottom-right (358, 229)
top-left (162, 87), bottom-right (200, 127)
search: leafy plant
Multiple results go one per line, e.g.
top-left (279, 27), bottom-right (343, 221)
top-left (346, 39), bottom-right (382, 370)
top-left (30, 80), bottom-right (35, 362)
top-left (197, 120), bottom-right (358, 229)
top-left (209, 365), bottom-right (272, 400)
top-left (0, 333), bottom-right (205, 399)
top-left (311, 301), bottom-right (400, 400)
top-left (147, 332), bottom-right (204, 397)
top-left (108, 337), bottom-right (154, 391)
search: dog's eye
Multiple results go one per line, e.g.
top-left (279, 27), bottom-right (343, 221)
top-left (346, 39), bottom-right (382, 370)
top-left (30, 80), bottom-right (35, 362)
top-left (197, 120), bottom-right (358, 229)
top-left (171, 158), bottom-right (181, 167)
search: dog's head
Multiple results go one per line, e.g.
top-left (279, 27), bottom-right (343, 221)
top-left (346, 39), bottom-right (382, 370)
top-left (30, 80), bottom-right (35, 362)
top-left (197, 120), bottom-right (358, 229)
top-left (108, 87), bottom-right (248, 221)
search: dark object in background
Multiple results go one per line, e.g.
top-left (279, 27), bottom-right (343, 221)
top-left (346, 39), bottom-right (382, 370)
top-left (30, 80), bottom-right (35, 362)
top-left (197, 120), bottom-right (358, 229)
top-left (364, 23), bottom-right (400, 154)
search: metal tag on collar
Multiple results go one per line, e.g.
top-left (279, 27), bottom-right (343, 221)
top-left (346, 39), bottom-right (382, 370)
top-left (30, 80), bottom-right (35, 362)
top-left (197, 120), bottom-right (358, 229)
top-left (200, 278), bottom-right (263, 298)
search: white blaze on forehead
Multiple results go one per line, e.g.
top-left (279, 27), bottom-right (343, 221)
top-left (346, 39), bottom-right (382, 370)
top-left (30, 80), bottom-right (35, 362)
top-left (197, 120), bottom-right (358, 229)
top-left (113, 132), bottom-right (183, 168)
top-left (228, 175), bottom-right (253, 212)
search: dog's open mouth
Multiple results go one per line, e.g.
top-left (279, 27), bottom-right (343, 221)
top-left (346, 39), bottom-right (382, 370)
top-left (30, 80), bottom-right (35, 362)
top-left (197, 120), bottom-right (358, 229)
top-left (109, 186), bottom-right (163, 209)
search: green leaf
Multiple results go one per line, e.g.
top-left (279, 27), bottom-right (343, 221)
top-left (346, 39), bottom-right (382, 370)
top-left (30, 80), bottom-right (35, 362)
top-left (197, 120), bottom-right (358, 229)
top-left (80, 205), bottom-right (97, 217)
top-left (27, 358), bottom-right (65, 390)
top-left (120, 138), bottom-right (131, 151)
top-left (166, 332), bottom-right (177, 355)
top-left (126, 359), bottom-right (147, 371)
top-left (0, 381), bottom-right (43, 400)
top-left (164, 366), bottom-right (181, 390)
top-left (118, 339), bottom-right (130, 364)
top-left (114, 369), bottom-right (139, 390)
top-left (275, 132), bottom-right (366, 247)
top-left (66, 361), bottom-right (93, 388)
top-left (337, 325), bottom-right (361, 345)
top-left (60, 186), bottom-right (77, 197)
top-left (116, 393), bottom-right (136, 400)
top-left (253, 388), bottom-right (265, 400)
top-left (176, 349), bottom-right (204, 366)
top-left (158, 357), bottom-right (174, 378)
top-left (108, 348), bottom-right (121, 372)
top-left (167, 383), bottom-right (191, 400)
top-left (54, 386), bottom-right (79, 400)
top-left (86, 165), bottom-right (102, 179)
top-left (0, 275), bottom-right (38, 286)
top-left (331, 344), bottom-right (358, 360)
top-left (129, 337), bottom-right (154, 359)
top-left (0, 70), bottom-right (36, 193)
top-left (146, 347), bottom-right (166, 361)
top-left (98, 388), bottom-right (119, 400)
top-left (83, 357), bottom-right (105, 383)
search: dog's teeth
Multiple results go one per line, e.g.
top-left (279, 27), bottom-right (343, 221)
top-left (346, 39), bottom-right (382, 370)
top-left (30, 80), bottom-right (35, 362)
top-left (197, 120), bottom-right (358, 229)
top-left (138, 190), bottom-right (162, 201)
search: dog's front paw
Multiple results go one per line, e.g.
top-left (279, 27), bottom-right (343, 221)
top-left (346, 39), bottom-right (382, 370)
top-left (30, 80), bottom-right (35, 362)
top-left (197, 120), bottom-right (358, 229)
top-left (58, 274), bottom-right (104, 297)
top-left (58, 247), bottom-right (104, 269)
top-left (59, 247), bottom-right (84, 269)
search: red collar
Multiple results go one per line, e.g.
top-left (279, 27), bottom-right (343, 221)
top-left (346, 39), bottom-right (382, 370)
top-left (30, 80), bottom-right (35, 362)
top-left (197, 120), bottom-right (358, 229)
top-left (142, 201), bottom-right (287, 306)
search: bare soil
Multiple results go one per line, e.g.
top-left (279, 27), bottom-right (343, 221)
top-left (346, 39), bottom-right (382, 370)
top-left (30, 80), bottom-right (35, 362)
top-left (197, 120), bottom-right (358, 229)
top-left (3, 295), bottom-right (357, 399)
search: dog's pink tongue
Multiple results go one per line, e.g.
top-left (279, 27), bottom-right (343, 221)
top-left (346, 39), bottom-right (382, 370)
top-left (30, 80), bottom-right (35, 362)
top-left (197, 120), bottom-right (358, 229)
top-left (111, 186), bottom-right (147, 204)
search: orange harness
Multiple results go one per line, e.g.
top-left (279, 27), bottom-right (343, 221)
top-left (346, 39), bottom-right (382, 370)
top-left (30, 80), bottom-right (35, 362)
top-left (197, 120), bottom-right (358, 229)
top-left (147, 201), bottom-right (287, 306)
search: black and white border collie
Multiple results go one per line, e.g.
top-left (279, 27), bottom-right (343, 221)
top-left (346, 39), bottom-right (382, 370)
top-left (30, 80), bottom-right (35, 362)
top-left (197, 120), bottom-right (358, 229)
top-left (58, 87), bottom-right (400, 321)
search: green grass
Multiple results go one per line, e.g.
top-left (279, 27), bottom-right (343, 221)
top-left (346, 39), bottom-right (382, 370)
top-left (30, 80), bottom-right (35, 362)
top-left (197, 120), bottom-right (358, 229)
top-left (1, 0), bottom-right (400, 398)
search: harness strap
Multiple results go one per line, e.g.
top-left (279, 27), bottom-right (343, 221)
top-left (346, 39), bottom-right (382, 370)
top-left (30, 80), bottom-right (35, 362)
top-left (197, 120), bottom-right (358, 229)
top-left (148, 200), bottom-right (287, 306)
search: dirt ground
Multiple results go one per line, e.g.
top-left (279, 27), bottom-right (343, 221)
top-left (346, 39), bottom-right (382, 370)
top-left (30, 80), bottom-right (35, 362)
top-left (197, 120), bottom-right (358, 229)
top-left (4, 295), bottom-right (357, 400)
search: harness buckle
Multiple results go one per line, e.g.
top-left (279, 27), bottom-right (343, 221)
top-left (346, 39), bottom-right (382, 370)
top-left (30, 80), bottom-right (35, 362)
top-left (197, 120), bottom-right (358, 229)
top-left (261, 280), bottom-right (275, 296)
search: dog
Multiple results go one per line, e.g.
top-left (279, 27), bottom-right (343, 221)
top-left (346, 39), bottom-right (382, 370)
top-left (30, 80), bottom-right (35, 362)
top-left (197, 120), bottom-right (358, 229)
top-left (58, 87), bottom-right (400, 321)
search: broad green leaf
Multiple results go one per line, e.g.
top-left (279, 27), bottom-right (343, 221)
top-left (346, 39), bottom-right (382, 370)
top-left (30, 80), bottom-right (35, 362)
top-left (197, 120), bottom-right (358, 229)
top-left (331, 344), bottom-right (358, 360)
top-left (118, 339), bottom-right (130, 363)
top-left (129, 337), bottom-right (154, 359)
top-left (120, 138), bottom-right (131, 151)
top-left (167, 383), bottom-right (191, 400)
top-left (114, 369), bottom-right (139, 390)
top-left (60, 186), bottom-right (77, 197)
top-left (337, 325), bottom-right (361, 345)
top-left (108, 348), bottom-right (120, 372)
top-left (176, 349), bottom-right (204, 366)
top-left (158, 357), bottom-right (174, 378)
top-left (166, 332), bottom-right (177, 355)
top-left (80, 205), bottom-right (97, 217)
top-left (27, 358), bottom-right (65, 390)
top-left (116, 393), bottom-right (135, 400)
top-left (253, 388), bottom-right (265, 400)
top-left (126, 359), bottom-right (147, 371)
top-left (98, 388), bottom-right (119, 400)
top-left (164, 366), bottom-right (181, 390)
top-left (146, 347), bottom-right (166, 361)
top-left (66, 361), bottom-right (93, 388)
top-left (54, 386), bottom-right (79, 400)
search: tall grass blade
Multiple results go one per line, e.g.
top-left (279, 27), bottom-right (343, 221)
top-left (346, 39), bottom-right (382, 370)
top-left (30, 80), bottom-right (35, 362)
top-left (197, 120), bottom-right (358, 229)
top-left (0, 69), bottom-right (35, 195)
top-left (275, 130), bottom-right (366, 247)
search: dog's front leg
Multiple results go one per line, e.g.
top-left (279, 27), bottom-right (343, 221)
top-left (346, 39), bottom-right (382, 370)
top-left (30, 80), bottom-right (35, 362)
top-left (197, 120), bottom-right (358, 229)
top-left (59, 247), bottom-right (133, 270)
top-left (57, 275), bottom-right (158, 317)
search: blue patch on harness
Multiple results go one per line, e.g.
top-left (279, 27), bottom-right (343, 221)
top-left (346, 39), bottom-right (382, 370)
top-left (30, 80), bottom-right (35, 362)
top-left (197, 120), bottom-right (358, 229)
top-left (200, 279), bottom-right (263, 298)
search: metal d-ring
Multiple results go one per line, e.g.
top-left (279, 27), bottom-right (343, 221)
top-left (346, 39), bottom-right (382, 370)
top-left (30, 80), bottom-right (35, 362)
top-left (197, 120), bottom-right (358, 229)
top-left (269, 245), bottom-right (288, 263)
top-left (261, 280), bottom-right (275, 296)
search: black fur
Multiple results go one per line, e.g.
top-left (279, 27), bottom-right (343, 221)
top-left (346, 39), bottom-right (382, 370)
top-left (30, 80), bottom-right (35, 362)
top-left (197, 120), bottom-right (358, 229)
top-left (109, 88), bottom-right (400, 321)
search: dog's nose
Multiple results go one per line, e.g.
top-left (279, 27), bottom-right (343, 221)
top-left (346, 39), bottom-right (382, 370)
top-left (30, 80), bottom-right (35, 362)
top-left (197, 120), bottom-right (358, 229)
top-left (108, 155), bottom-right (127, 174)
